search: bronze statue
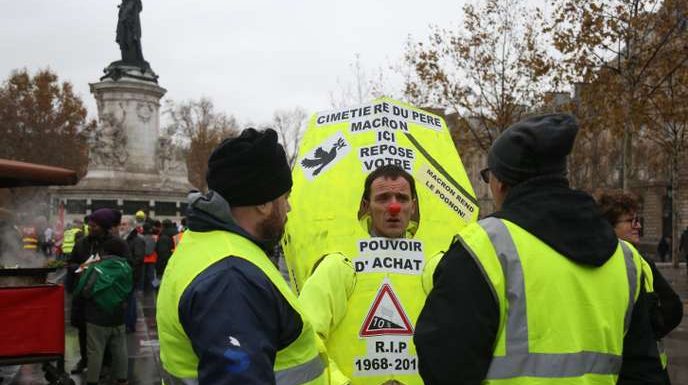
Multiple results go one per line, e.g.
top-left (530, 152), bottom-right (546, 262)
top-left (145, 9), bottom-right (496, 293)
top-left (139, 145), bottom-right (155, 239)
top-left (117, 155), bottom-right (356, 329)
top-left (103, 0), bottom-right (156, 81)
top-left (116, 0), bottom-right (144, 65)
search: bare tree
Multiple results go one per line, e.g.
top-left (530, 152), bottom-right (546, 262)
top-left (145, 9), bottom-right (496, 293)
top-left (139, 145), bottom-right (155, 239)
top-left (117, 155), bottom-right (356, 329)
top-left (403, 0), bottom-right (555, 155)
top-left (643, 58), bottom-right (688, 266)
top-left (165, 98), bottom-right (239, 191)
top-left (270, 108), bottom-right (308, 168)
top-left (548, 0), bottom-right (688, 190)
top-left (329, 53), bottom-right (388, 108)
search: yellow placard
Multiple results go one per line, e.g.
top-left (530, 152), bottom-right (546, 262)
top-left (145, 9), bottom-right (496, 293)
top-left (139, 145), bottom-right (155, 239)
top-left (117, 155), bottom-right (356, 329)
top-left (283, 97), bottom-right (479, 293)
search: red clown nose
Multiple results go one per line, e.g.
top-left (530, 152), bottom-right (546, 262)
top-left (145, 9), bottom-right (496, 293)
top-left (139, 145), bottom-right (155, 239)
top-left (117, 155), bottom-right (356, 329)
top-left (388, 202), bottom-right (401, 215)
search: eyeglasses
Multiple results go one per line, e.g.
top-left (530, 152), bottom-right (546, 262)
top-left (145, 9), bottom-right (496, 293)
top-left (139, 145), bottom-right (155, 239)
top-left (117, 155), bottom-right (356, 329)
top-left (480, 168), bottom-right (490, 183)
top-left (616, 215), bottom-right (641, 227)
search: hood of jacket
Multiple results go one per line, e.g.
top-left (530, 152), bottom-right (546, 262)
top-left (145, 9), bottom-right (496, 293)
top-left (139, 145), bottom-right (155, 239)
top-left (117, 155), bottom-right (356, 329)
top-left (186, 190), bottom-right (275, 254)
top-left (494, 175), bottom-right (618, 266)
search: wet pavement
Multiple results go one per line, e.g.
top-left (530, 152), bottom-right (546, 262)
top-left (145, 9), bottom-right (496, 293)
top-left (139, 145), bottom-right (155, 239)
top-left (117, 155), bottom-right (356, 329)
top-left (2, 264), bottom-right (688, 384)
top-left (658, 263), bottom-right (688, 384)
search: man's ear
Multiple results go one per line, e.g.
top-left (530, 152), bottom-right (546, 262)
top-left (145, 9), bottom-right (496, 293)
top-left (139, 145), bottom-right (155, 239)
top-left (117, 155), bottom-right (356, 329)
top-left (360, 199), bottom-right (370, 216)
top-left (497, 179), bottom-right (510, 196)
top-left (255, 201), bottom-right (273, 216)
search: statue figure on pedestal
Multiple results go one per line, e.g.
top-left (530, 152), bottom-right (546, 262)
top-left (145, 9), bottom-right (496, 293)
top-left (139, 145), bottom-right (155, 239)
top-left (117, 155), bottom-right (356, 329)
top-left (102, 0), bottom-right (157, 81)
top-left (86, 109), bottom-right (129, 168)
top-left (116, 0), bottom-right (144, 65)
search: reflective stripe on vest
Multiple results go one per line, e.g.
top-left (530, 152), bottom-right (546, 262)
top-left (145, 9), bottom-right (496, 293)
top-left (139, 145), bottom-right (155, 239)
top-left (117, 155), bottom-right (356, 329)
top-left (475, 217), bottom-right (637, 380)
top-left (619, 241), bottom-right (637, 332)
top-left (62, 228), bottom-right (81, 254)
top-left (658, 340), bottom-right (668, 368)
top-left (157, 230), bottom-right (326, 385)
top-left (275, 355), bottom-right (326, 385)
top-left (161, 345), bottom-right (324, 385)
top-left (161, 368), bottom-right (198, 385)
top-left (22, 237), bottom-right (38, 250)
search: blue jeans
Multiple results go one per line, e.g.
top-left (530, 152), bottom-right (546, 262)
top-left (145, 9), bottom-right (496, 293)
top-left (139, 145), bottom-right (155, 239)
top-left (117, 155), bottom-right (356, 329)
top-left (125, 291), bottom-right (137, 332)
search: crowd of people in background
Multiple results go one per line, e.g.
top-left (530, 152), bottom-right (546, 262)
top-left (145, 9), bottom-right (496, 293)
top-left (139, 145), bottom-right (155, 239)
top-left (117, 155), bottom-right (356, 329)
top-left (58, 208), bottom-right (187, 385)
top-left (10, 206), bottom-right (687, 270)
top-left (63, 210), bottom-right (187, 295)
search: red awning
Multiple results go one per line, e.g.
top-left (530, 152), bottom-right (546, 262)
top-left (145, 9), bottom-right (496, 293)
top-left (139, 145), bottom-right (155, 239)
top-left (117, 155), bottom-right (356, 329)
top-left (0, 159), bottom-right (78, 188)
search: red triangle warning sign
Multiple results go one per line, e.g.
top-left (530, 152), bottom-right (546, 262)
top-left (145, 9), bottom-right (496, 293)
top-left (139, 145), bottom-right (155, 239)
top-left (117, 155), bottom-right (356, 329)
top-left (359, 282), bottom-right (413, 337)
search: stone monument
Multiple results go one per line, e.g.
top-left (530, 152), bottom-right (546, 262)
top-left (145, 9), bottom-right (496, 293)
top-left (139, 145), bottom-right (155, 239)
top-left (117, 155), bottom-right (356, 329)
top-left (52, 0), bottom-right (192, 222)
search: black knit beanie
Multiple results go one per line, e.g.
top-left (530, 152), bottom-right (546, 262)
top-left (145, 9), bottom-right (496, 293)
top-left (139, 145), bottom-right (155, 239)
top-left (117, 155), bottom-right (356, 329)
top-left (206, 128), bottom-right (292, 206)
top-left (488, 113), bottom-right (579, 185)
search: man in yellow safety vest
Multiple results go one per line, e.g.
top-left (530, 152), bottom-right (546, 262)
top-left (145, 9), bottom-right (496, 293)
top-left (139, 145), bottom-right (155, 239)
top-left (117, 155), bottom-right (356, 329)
top-left (414, 113), bottom-right (649, 385)
top-left (157, 128), bottom-right (326, 385)
top-left (62, 221), bottom-right (84, 259)
top-left (299, 164), bottom-right (428, 385)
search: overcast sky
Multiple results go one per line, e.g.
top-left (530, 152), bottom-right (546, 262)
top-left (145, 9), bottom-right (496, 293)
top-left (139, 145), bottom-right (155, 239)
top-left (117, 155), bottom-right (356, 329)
top-left (0, 0), bottom-right (473, 124)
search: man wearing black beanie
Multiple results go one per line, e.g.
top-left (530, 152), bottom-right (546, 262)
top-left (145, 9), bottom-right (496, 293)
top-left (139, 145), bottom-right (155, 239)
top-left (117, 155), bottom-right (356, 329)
top-left (157, 128), bottom-right (326, 385)
top-left (415, 114), bottom-right (652, 385)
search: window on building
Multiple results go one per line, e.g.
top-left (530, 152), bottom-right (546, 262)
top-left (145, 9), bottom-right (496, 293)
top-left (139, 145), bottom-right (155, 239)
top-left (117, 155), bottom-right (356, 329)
top-left (155, 201), bottom-right (177, 216)
top-left (123, 200), bottom-right (150, 215)
top-left (66, 200), bottom-right (87, 214)
top-left (91, 200), bottom-right (118, 212)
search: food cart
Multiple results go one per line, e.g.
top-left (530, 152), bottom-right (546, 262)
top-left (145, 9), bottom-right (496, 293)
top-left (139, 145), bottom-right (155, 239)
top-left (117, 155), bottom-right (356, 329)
top-left (0, 159), bottom-right (78, 385)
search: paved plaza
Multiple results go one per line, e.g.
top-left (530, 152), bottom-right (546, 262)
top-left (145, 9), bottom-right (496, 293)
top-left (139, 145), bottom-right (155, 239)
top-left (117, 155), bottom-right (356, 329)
top-left (1, 264), bottom-right (687, 384)
top-left (658, 263), bottom-right (688, 384)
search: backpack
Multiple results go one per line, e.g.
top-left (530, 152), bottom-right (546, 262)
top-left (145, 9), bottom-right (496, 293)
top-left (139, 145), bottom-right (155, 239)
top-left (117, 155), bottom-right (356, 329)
top-left (74, 256), bottom-right (133, 313)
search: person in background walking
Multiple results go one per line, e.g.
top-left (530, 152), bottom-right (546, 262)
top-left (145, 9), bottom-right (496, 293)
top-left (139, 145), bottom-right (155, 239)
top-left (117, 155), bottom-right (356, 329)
top-left (42, 224), bottom-right (55, 257)
top-left (680, 226), bottom-right (688, 274)
top-left (155, 219), bottom-right (176, 281)
top-left (134, 210), bottom-right (146, 229)
top-left (119, 216), bottom-right (145, 333)
top-left (140, 222), bottom-right (158, 291)
top-left (657, 236), bottom-right (670, 263)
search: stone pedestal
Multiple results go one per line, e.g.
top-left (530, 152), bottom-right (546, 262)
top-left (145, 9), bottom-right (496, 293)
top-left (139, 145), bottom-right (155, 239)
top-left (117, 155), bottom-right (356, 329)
top-left (90, 76), bottom-right (165, 174)
top-left (51, 66), bottom-right (193, 222)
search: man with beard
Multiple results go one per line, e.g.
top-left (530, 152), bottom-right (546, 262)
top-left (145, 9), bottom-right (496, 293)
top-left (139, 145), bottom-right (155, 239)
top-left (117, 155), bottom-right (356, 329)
top-left (157, 128), bottom-right (326, 385)
top-left (119, 216), bottom-right (145, 333)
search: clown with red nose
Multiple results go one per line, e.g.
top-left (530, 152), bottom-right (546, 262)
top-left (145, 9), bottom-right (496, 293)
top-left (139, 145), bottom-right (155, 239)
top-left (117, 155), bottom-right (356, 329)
top-left (360, 165), bottom-right (418, 239)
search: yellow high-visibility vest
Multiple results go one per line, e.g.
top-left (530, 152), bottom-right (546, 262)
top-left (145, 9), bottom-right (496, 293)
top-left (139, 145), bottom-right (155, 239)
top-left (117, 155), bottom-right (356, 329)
top-left (457, 217), bottom-right (644, 385)
top-left (299, 223), bottom-right (432, 385)
top-left (157, 230), bottom-right (327, 385)
top-left (62, 228), bottom-right (82, 254)
top-left (22, 236), bottom-right (38, 250)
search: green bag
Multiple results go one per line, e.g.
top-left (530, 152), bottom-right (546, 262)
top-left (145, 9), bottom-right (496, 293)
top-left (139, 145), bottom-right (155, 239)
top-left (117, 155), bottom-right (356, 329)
top-left (74, 256), bottom-right (133, 313)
